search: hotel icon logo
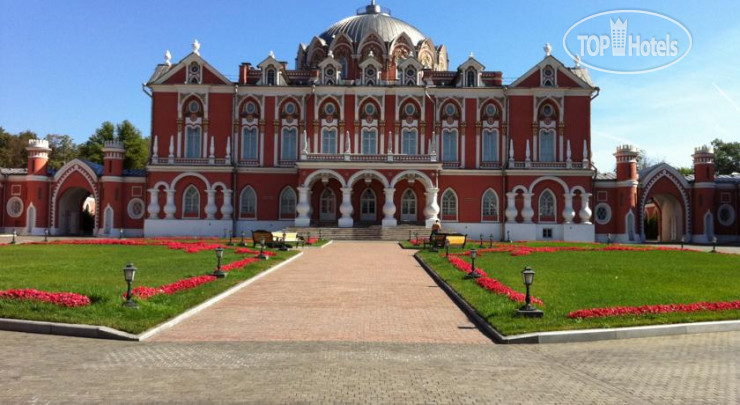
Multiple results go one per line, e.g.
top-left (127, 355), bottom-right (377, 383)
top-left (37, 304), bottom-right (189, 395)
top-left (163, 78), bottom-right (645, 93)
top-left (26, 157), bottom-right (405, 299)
top-left (610, 18), bottom-right (627, 56)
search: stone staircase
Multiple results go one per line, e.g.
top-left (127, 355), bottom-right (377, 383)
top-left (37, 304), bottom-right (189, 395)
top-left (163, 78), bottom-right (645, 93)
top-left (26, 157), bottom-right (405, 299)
top-left (283, 224), bottom-right (429, 241)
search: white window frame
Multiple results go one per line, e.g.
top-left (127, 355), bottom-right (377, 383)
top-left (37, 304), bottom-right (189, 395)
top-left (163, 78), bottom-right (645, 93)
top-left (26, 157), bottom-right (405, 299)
top-left (183, 186), bottom-right (200, 218)
top-left (539, 129), bottom-right (556, 162)
top-left (538, 189), bottom-right (556, 223)
top-left (441, 189), bottom-right (458, 221)
top-left (401, 128), bottom-right (417, 155)
top-left (279, 187), bottom-right (296, 219)
top-left (481, 128), bottom-right (498, 162)
top-left (594, 203), bottom-right (612, 225)
top-left (281, 127), bottom-right (298, 162)
top-left (240, 186), bottom-right (257, 219)
top-left (442, 128), bottom-right (458, 162)
top-left (185, 125), bottom-right (202, 159)
top-left (321, 127), bottom-right (338, 154)
top-left (361, 128), bottom-right (378, 155)
top-left (481, 189), bottom-right (499, 222)
top-left (241, 126), bottom-right (258, 160)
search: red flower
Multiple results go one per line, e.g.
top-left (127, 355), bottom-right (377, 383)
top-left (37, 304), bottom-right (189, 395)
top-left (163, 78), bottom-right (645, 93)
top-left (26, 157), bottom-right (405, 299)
top-left (0, 288), bottom-right (91, 307)
top-left (568, 300), bottom-right (740, 319)
top-left (445, 255), bottom-right (543, 306)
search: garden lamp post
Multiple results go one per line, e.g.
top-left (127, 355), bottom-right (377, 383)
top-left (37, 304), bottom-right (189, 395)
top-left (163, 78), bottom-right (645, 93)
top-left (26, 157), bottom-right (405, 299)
top-left (408, 230), bottom-right (412, 241)
top-left (319, 229), bottom-right (322, 240)
top-left (119, 228), bottom-right (124, 239)
top-left (464, 249), bottom-right (481, 279)
top-left (444, 238), bottom-right (450, 257)
top-left (517, 266), bottom-right (543, 318)
top-left (279, 231), bottom-right (288, 251)
top-left (227, 230), bottom-right (234, 246)
top-left (489, 233), bottom-right (494, 248)
top-left (240, 231), bottom-right (246, 247)
top-left (258, 237), bottom-right (268, 260)
top-left (606, 233), bottom-right (612, 245)
top-left (122, 263), bottom-right (139, 309)
top-left (212, 247), bottom-right (226, 278)
top-left (479, 233), bottom-right (484, 248)
top-left (44, 229), bottom-right (49, 243)
top-left (680, 235), bottom-right (685, 250)
top-left (506, 230), bottom-right (511, 243)
top-left (11, 230), bottom-right (17, 244)
top-left (711, 236), bottom-right (717, 253)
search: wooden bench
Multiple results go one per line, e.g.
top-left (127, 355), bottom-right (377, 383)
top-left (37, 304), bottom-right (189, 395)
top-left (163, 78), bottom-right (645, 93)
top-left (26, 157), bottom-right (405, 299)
top-left (252, 230), bottom-right (277, 248)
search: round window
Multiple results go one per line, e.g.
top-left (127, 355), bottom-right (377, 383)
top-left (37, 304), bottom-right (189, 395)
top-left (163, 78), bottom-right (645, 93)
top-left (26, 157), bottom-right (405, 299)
top-left (717, 204), bottom-right (736, 226)
top-left (445, 104), bottom-right (455, 116)
top-left (189, 63), bottom-right (200, 73)
top-left (544, 66), bottom-right (553, 77)
top-left (285, 102), bottom-right (295, 114)
top-left (366, 68), bottom-right (375, 77)
top-left (325, 103), bottom-right (335, 115)
top-left (404, 104), bottom-right (415, 116)
top-left (594, 203), bottom-right (612, 225)
top-left (485, 104), bottom-right (496, 116)
top-left (245, 102), bottom-right (256, 114)
top-left (406, 68), bottom-right (415, 77)
top-left (127, 198), bottom-right (145, 220)
top-left (542, 105), bottom-right (554, 117)
top-left (326, 68), bottom-right (334, 77)
top-left (364, 103), bottom-right (376, 116)
top-left (188, 101), bottom-right (200, 113)
top-left (6, 197), bottom-right (23, 218)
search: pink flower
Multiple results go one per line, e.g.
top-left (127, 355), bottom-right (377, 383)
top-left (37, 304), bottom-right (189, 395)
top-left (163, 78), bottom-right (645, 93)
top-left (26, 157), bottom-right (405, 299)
top-left (568, 300), bottom-right (740, 319)
top-left (0, 288), bottom-right (91, 307)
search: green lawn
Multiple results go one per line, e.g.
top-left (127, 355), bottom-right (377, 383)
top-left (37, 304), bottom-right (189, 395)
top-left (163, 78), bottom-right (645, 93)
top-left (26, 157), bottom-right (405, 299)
top-left (0, 241), bottom-right (298, 334)
top-left (417, 243), bottom-right (740, 335)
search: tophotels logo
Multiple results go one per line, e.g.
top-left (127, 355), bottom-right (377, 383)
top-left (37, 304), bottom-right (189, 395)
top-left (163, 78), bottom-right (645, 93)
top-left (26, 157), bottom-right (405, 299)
top-left (563, 10), bottom-right (692, 74)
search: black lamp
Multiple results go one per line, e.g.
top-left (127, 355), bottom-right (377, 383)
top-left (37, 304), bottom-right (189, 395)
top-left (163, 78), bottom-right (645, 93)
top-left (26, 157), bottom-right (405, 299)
top-left (516, 266), bottom-right (543, 317)
top-left (44, 228), bottom-right (49, 242)
top-left (444, 238), bottom-right (450, 257)
top-left (227, 230), bottom-right (234, 246)
top-left (212, 247), bottom-right (226, 278)
top-left (489, 233), bottom-right (493, 248)
top-left (464, 249), bottom-right (481, 279)
top-left (479, 233), bottom-right (484, 248)
top-left (258, 237), bottom-right (268, 260)
top-left (711, 236), bottom-right (717, 253)
top-left (122, 263), bottom-right (139, 309)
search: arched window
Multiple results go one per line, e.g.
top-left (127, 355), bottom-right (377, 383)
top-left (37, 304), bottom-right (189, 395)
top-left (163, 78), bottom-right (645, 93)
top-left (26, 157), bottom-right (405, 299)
top-left (339, 58), bottom-right (348, 79)
top-left (242, 127), bottom-right (258, 160)
top-left (185, 126), bottom-right (202, 158)
top-left (322, 128), bottom-right (338, 154)
top-left (482, 128), bottom-right (498, 162)
top-left (401, 128), bottom-right (417, 154)
top-left (103, 206), bottom-right (113, 234)
top-left (538, 190), bottom-right (556, 222)
top-left (441, 189), bottom-right (458, 221)
top-left (361, 128), bottom-right (378, 154)
top-left (240, 186), bottom-right (257, 219)
top-left (481, 189), bottom-right (498, 221)
top-left (320, 188), bottom-right (336, 221)
top-left (26, 204), bottom-right (36, 233)
top-left (281, 127), bottom-right (297, 161)
top-left (279, 187), bottom-right (296, 219)
top-left (401, 189), bottom-right (417, 222)
top-left (360, 188), bottom-right (376, 221)
top-left (266, 68), bottom-right (276, 86)
top-left (539, 129), bottom-right (556, 162)
top-left (183, 186), bottom-right (200, 218)
top-left (442, 129), bottom-right (458, 162)
top-left (466, 69), bottom-right (476, 87)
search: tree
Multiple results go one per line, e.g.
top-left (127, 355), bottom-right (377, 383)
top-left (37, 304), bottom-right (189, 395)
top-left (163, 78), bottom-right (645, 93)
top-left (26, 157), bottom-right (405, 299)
top-left (676, 167), bottom-right (694, 176)
top-left (0, 127), bottom-right (11, 167)
top-left (637, 149), bottom-right (665, 171)
top-left (45, 134), bottom-right (79, 169)
top-left (116, 120), bottom-right (149, 169)
top-left (78, 121), bottom-right (115, 165)
top-left (711, 139), bottom-right (740, 174)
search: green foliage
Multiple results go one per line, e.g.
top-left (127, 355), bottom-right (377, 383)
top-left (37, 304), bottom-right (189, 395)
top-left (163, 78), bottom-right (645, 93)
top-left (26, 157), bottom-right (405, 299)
top-left (78, 121), bottom-right (115, 165)
top-left (711, 138), bottom-right (740, 174)
top-left (45, 134), bottom-right (79, 169)
top-left (0, 128), bottom-right (38, 168)
top-left (418, 244), bottom-right (740, 335)
top-left (676, 166), bottom-right (694, 176)
top-left (0, 243), bottom-right (297, 333)
top-left (77, 120), bottom-right (149, 169)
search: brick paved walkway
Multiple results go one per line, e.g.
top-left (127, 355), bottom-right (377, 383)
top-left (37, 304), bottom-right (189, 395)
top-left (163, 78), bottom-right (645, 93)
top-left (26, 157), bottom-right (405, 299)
top-left (150, 241), bottom-right (489, 344)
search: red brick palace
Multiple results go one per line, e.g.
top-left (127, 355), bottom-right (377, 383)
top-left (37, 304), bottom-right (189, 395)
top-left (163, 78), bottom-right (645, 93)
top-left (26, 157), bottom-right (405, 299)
top-left (2, 2), bottom-right (738, 243)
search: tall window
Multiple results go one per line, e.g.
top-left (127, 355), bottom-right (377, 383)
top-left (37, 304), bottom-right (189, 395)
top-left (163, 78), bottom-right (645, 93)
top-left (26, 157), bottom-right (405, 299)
top-left (279, 188), bottom-right (296, 219)
top-left (281, 128), bottom-right (297, 161)
top-left (482, 190), bottom-right (498, 221)
top-left (266, 68), bottom-right (276, 85)
top-left (339, 58), bottom-right (348, 79)
top-left (360, 188), bottom-right (376, 220)
top-left (322, 128), bottom-right (338, 154)
top-left (482, 129), bottom-right (498, 162)
top-left (183, 186), bottom-right (200, 217)
top-left (185, 126), bottom-right (202, 158)
top-left (401, 128), bottom-right (417, 154)
top-left (401, 189), bottom-right (416, 221)
top-left (539, 129), bottom-right (555, 162)
top-left (442, 129), bottom-right (458, 162)
top-left (466, 69), bottom-right (476, 87)
top-left (538, 190), bottom-right (556, 222)
top-left (361, 128), bottom-right (378, 154)
top-left (242, 127), bottom-right (258, 160)
top-left (239, 186), bottom-right (256, 218)
top-left (441, 189), bottom-right (457, 220)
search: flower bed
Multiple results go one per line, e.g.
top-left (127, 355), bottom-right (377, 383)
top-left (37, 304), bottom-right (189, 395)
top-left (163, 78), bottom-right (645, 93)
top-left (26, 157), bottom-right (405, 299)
top-left (446, 255), bottom-right (543, 306)
top-left (568, 300), bottom-right (740, 319)
top-left (452, 243), bottom-right (686, 257)
top-left (235, 247), bottom-right (276, 257)
top-left (0, 288), bottom-right (91, 307)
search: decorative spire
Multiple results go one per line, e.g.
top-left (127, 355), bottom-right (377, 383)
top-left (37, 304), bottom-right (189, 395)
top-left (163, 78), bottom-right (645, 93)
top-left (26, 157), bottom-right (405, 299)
top-left (268, 50), bottom-right (275, 58)
top-left (165, 50), bottom-right (172, 67)
top-left (469, 52), bottom-right (475, 58)
top-left (574, 55), bottom-right (581, 68)
top-left (543, 43), bottom-right (552, 57)
top-left (192, 39), bottom-right (200, 56)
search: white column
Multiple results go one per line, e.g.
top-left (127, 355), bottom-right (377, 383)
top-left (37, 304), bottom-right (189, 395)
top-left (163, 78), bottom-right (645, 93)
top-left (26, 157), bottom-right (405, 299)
top-left (382, 187), bottom-right (397, 227)
top-left (521, 193), bottom-right (534, 223)
top-left (562, 193), bottom-right (575, 223)
top-left (163, 189), bottom-right (176, 219)
top-left (168, 136), bottom-right (175, 164)
top-left (220, 189), bottom-right (233, 220)
top-left (147, 188), bottom-right (161, 219)
top-left (338, 187), bottom-right (354, 228)
top-left (152, 136), bottom-right (159, 164)
top-left (205, 189), bottom-right (217, 219)
top-left (295, 186), bottom-right (311, 227)
top-left (579, 192), bottom-right (592, 224)
top-left (423, 187), bottom-right (440, 227)
top-left (505, 192), bottom-right (518, 222)
top-left (208, 137), bottom-right (215, 164)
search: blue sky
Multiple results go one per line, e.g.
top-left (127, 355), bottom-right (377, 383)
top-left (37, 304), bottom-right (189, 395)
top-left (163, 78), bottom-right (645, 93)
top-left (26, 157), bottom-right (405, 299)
top-left (1, 0), bottom-right (738, 170)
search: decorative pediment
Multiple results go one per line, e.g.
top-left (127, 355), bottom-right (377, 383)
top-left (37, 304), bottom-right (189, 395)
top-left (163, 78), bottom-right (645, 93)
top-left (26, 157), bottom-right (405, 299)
top-left (149, 46), bottom-right (231, 86)
top-left (510, 54), bottom-right (594, 89)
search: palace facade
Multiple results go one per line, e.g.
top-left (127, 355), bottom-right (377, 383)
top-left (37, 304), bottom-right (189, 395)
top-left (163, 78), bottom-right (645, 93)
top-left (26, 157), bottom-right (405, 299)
top-left (2, 2), bottom-right (738, 243)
